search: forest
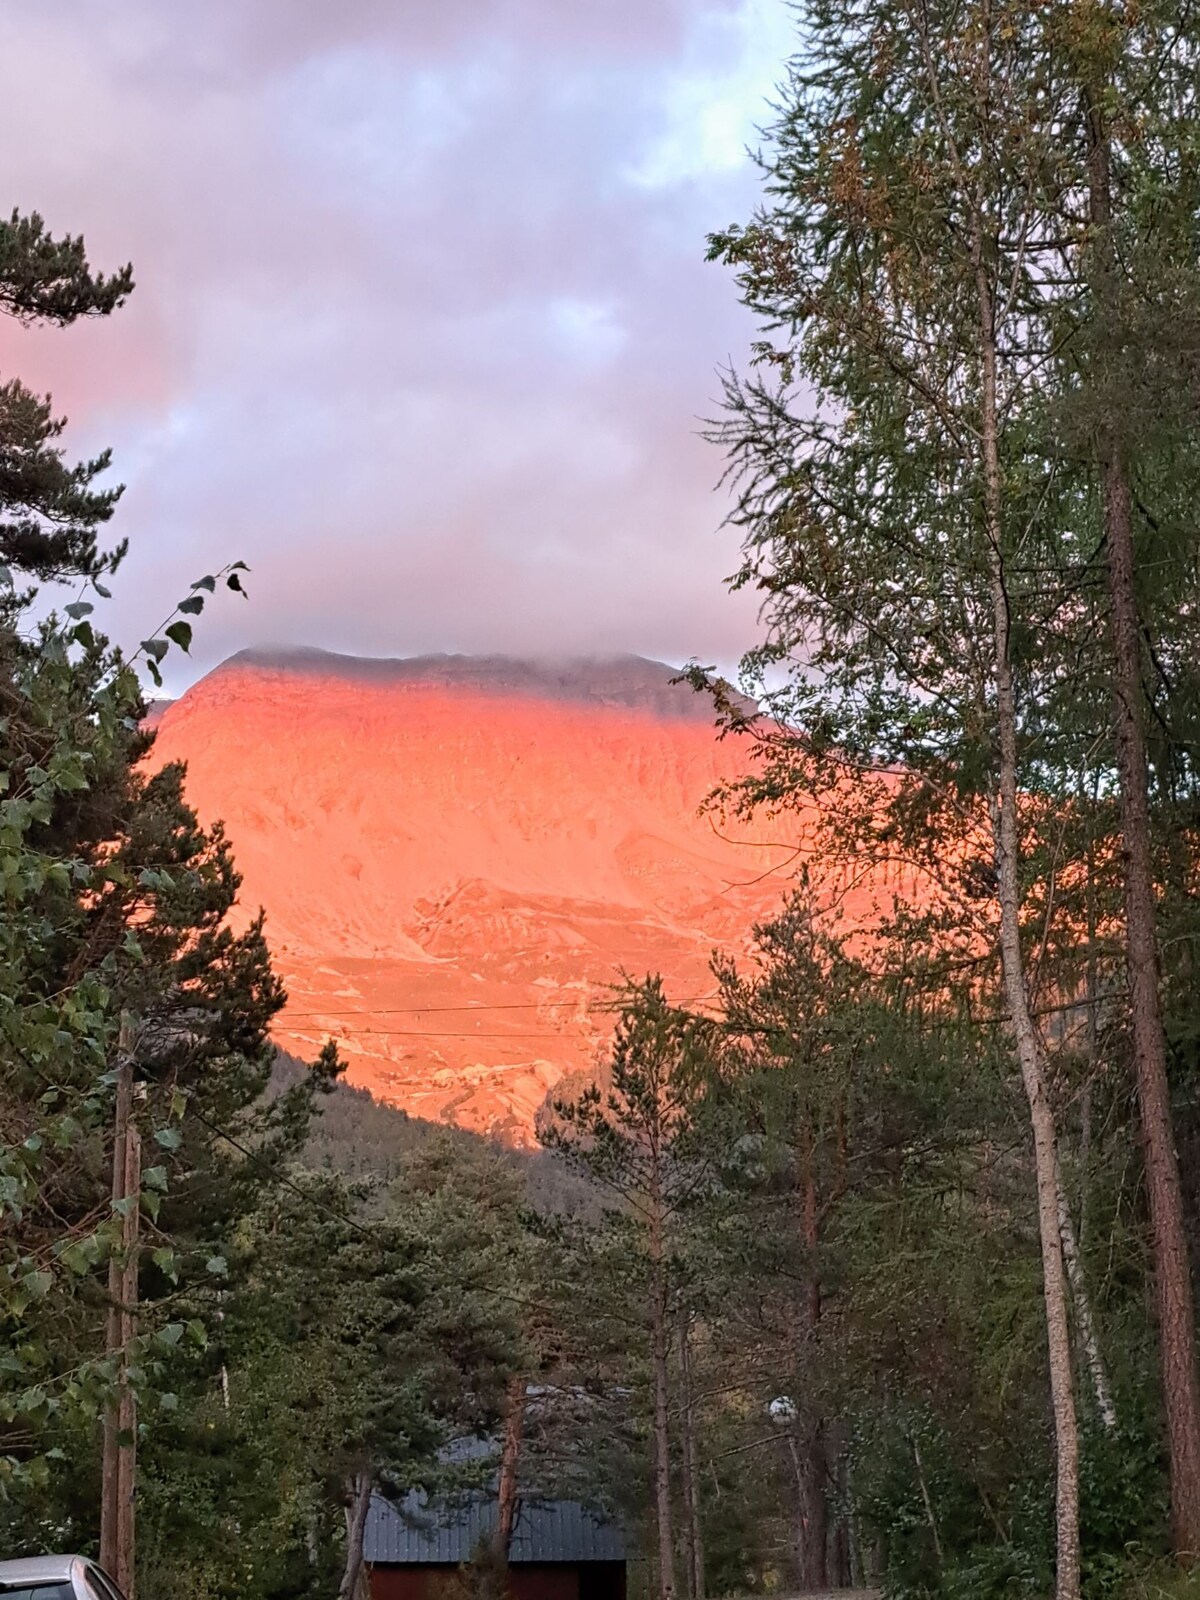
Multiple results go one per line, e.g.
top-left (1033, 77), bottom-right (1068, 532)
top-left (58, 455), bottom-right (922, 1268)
top-left (5, 0), bottom-right (1200, 1598)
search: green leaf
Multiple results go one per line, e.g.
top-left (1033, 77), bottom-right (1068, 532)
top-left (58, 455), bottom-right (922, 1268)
top-left (165, 621), bottom-right (192, 653)
top-left (205, 1255), bottom-right (228, 1278)
top-left (177, 595), bottom-right (205, 615)
top-left (157, 1322), bottom-right (185, 1347)
top-left (64, 601), bottom-right (93, 620)
top-left (52, 1115), bottom-right (82, 1146)
top-left (151, 1247), bottom-right (179, 1283)
top-left (190, 574), bottom-right (217, 593)
top-left (59, 1240), bottom-right (93, 1276)
top-left (141, 637), bottom-right (169, 663)
top-left (137, 866), bottom-right (176, 891)
top-left (154, 1126), bottom-right (183, 1151)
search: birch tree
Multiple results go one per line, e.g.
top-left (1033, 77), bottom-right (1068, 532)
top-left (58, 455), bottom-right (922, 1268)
top-left (705, 1), bottom-right (1102, 1590)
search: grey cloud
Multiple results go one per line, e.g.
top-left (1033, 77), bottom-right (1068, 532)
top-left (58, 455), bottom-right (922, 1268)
top-left (0, 0), bottom-right (783, 689)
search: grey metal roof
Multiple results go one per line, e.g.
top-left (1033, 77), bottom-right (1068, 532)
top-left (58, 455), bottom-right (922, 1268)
top-left (0, 1559), bottom-right (79, 1583)
top-left (364, 1492), bottom-right (624, 1566)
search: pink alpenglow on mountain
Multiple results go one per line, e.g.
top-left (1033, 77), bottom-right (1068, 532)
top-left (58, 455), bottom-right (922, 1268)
top-left (151, 649), bottom-right (806, 1142)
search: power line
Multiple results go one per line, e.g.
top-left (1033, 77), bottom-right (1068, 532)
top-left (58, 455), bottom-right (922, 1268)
top-left (288, 998), bottom-right (563, 1011)
top-left (285, 1028), bottom-right (581, 1041)
top-left (283, 995), bottom-right (718, 1019)
top-left (190, 1108), bottom-right (637, 1328)
top-left (286, 1001), bottom-right (589, 1018)
top-left (276, 998), bottom-right (720, 1036)
top-left (190, 1104), bottom-right (376, 1237)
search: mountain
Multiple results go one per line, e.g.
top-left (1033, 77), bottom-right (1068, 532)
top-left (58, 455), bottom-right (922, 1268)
top-left (150, 648), bottom-right (803, 1142)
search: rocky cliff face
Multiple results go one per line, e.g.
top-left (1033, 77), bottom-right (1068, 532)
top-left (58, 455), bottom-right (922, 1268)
top-left (150, 649), bottom-right (798, 1142)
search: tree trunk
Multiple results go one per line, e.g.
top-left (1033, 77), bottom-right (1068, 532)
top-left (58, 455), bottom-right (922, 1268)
top-left (1057, 1169), bottom-right (1118, 1430)
top-left (1105, 456), bottom-right (1200, 1556)
top-left (1086, 96), bottom-right (1200, 1562)
top-left (826, 1428), bottom-right (852, 1588)
top-left (793, 1123), bottom-right (828, 1592)
top-left (649, 1165), bottom-right (676, 1600)
top-left (100, 1053), bottom-right (130, 1584)
top-left (1061, 842), bottom-right (1119, 1429)
top-left (911, 1435), bottom-right (944, 1570)
top-left (783, 1430), bottom-right (828, 1590)
top-left (101, 1022), bottom-right (140, 1600)
top-left (338, 1472), bottom-right (373, 1600)
top-left (846, 1451), bottom-right (865, 1588)
top-left (677, 1308), bottom-right (705, 1600)
top-left (496, 1373), bottom-right (526, 1557)
top-left (977, 247), bottom-right (1081, 1600)
top-left (827, 1448), bottom-right (851, 1589)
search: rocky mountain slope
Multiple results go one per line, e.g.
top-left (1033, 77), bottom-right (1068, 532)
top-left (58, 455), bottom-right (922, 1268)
top-left (151, 649), bottom-right (805, 1142)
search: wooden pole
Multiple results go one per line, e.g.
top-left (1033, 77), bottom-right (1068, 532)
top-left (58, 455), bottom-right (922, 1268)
top-left (101, 1019), bottom-right (139, 1600)
top-left (677, 1308), bottom-right (705, 1600)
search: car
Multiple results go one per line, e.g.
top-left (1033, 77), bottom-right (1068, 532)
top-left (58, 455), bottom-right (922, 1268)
top-left (0, 1556), bottom-right (127, 1600)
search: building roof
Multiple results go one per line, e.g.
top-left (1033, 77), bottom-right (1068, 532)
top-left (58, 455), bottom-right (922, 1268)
top-left (364, 1492), bottom-right (624, 1567)
top-left (0, 1558), bottom-right (79, 1584)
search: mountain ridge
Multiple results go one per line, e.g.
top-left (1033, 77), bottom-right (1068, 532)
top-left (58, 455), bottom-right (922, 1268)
top-left (149, 647), bottom-right (815, 1142)
top-left (207, 646), bottom-right (756, 721)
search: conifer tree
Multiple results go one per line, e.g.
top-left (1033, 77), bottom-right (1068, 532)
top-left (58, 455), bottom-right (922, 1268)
top-left (0, 205), bottom-right (336, 1566)
top-left (1042, 8), bottom-right (1200, 1550)
top-left (544, 979), bottom-right (716, 1600)
top-left (0, 210), bottom-right (133, 581)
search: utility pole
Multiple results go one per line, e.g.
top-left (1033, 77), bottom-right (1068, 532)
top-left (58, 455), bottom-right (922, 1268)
top-left (101, 1016), bottom-right (140, 1600)
top-left (677, 1307), bottom-right (705, 1600)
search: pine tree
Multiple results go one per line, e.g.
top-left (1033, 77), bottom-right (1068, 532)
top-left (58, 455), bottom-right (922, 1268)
top-left (543, 979), bottom-right (717, 1600)
top-left (0, 210), bottom-right (133, 581)
top-left (0, 204), bottom-right (341, 1570)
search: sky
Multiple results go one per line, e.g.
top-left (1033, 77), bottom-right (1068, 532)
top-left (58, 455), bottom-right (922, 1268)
top-left (0, 0), bottom-right (794, 691)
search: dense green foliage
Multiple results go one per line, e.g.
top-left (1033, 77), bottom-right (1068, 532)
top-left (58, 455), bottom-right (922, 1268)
top-left (0, 209), bottom-right (529, 1600)
top-left (8, 0), bottom-right (1200, 1591)
top-left (656, 0), bottom-right (1200, 1590)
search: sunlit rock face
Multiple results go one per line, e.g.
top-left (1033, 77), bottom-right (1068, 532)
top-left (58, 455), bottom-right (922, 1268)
top-left (151, 649), bottom-right (801, 1143)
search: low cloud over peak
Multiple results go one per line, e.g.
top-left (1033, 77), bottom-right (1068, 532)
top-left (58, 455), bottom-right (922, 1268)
top-left (0, 0), bottom-right (793, 691)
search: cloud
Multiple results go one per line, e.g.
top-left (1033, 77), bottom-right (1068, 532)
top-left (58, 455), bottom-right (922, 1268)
top-left (626, 0), bottom-right (795, 188)
top-left (0, 0), bottom-right (788, 690)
